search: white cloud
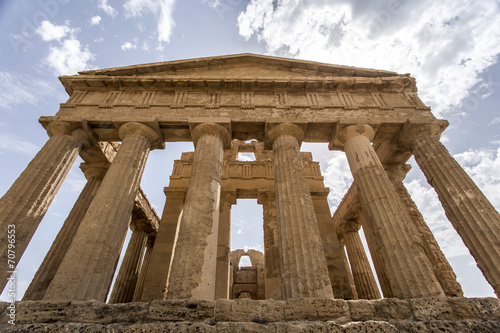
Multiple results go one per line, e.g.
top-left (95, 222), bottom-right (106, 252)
top-left (202, 0), bottom-right (220, 9)
top-left (237, 0), bottom-right (500, 117)
top-left (35, 21), bottom-right (73, 42)
top-left (323, 151), bottom-right (353, 212)
top-left (44, 38), bottom-right (96, 75)
top-left (98, 0), bottom-right (118, 17)
top-left (121, 41), bottom-right (137, 50)
top-left (490, 117), bottom-right (500, 125)
top-left (90, 15), bottom-right (102, 25)
top-left (454, 146), bottom-right (500, 208)
top-left (0, 134), bottom-right (40, 156)
top-left (123, 0), bottom-right (176, 43)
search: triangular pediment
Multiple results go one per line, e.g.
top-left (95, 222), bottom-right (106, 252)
top-left (78, 53), bottom-right (401, 80)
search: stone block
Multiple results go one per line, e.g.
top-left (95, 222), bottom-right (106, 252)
top-left (70, 301), bottom-right (149, 324)
top-left (123, 322), bottom-right (216, 332)
top-left (231, 300), bottom-right (284, 323)
top-left (470, 297), bottom-right (500, 320)
top-left (275, 321), bottom-right (332, 332)
top-left (284, 298), bottom-right (348, 321)
top-left (16, 300), bottom-right (71, 324)
top-left (148, 299), bottom-right (215, 322)
top-left (217, 322), bottom-right (276, 332)
top-left (341, 321), bottom-right (399, 333)
top-left (409, 297), bottom-right (456, 320)
top-left (215, 299), bottom-right (232, 322)
top-left (349, 298), bottom-right (411, 321)
top-left (445, 297), bottom-right (482, 320)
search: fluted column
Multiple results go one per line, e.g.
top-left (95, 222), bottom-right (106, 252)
top-left (386, 163), bottom-right (463, 297)
top-left (266, 123), bottom-right (333, 299)
top-left (43, 122), bottom-right (161, 301)
top-left (401, 122), bottom-right (500, 297)
top-left (341, 222), bottom-right (381, 300)
top-left (339, 239), bottom-right (358, 299)
top-left (140, 188), bottom-right (185, 301)
top-left (337, 124), bottom-right (444, 298)
top-left (166, 123), bottom-right (231, 300)
top-left (133, 236), bottom-right (155, 302)
top-left (109, 222), bottom-right (148, 303)
top-left (257, 190), bottom-right (282, 300)
top-left (312, 194), bottom-right (357, 299)
top-left (358, 213), bottom-right (392, 298)
top-left (215, 191), bottom-right (236, 299)
top-left (23, 162), bottom-right (108, 300)
top-left (0, 121), bottom-right (91, 290)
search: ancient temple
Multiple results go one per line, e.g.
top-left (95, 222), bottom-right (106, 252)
top-left (1, 54), bottom-right (499, 331)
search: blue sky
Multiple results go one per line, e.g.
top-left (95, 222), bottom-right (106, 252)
top-left (1, 0), bottom-right (499, 300)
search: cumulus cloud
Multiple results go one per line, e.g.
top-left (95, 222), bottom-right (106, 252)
top-left (322, 151), bottom-right (353, 212)
top-left (35, 21), bottom-right (73, 41)
top-left (237, 0), bottom-right (500, 116)
top-left (44, 38), bottom-right (95, 75)
top-left (454, 146), bottom-right (500, 208)
top-left (123, 0), bottom-right (176, 43)
top-left (90, 15), bottom-right (102, 25)
top-left (121, 41), bottom-right (137, 50)
top-left (35, 20), bottom-right (95, 75)
top-left (98, 0), bottom-right (118, 17)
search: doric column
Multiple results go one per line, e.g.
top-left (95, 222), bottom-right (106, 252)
top-left (386, 163), bottom-right (463, 297)
top-left (166, 122), bottom-right (231, 300)
top-left (139, 188), bottom-right (185, 301)
top-left (109, 221), bottom-right (148, 303)
top-left (340, 221), bottom-right (381, 300)
top-left (336, 124), bottom-right (444, 298)
top-left (257, 190), bottom-right (282, 300)
top-left (43, 122), bottom-right (161, 301)
top-left (0, 121), bottom-right (91, 290)
top-left (133, 236), bottom-right (155, 302)
top-left (215, 191), bottom-right (236, 299)
top-left (400, 122), bottom-right (500, 297)
top-left (339, 239), bottom-right (358, 299)
top-left (265, 123), bottom-right (333, 299)
top-left (23, 162), bottom-right (108, 301)
top-left (358, 213), bottom-right (392, 298)
top-left (312, 193), bottom-right (357, 300)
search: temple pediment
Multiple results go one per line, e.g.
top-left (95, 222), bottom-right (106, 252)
top-left (77, 53), bottom-right (401, 80)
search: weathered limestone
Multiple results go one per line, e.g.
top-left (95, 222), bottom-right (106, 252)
top-left (133, 236), bottom-right (155, 302)
top-left (312, 193), bottom-right (357, 300)
top-left (215, 191), bottom-right (236, 299)
top-left (336, 124), bottom-right (444, 299)
top-left (265, 123), bottom-right (333, 299)
top-left (139, 188), bottom-right (185, 301)
top-left (23, 162), bottom-right (108, 301)
top-left (0, 122), bottom-right (91, 291)
top-left (166, 122), bottom-right (231, 300)
top-left (109, 223), bottom-right (148, 303)
top-left (401, 122), bottom-right (500, 298)
top-left (257, 190), bottom-right (282, 300)
top-left (386, 163), bottom-right (464, 297)
top-left (43, 122), bottom-right (161, 301)
top-left (340, 222), bottom-right (381, 300)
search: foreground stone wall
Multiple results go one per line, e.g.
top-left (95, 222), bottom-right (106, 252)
top-left (1, 297), bottom-right (499, 332)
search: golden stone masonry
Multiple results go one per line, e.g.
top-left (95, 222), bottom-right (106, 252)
top-left (1, 54), bottom-right (499, 331)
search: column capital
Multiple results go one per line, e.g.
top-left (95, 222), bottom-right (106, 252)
top-left (220, 191), bottom-right (237, 206)
top-left (265, 123), bottom-right (304, 149)
top-left (257, 188), bottom-right (276, 205)
top-left (118, 122), bottom-right (162, 149)
top-left (337, 218), bottom-right (361, 235)
top-left (46, 121), bottom-right (93, 149)
top-left (190, 122), bottom-right (231, 149)
top-left (131, 218), bottom-right (155, 234)
top-left (384, 163), bottom-right (412, 183)
top-left (80, 162), bottom-right (109, 180)
top-left (397, 120), bottom-right (448, 151)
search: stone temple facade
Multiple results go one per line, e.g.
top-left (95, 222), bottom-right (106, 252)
top-left (0, 54), bottom-right (499, 331)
